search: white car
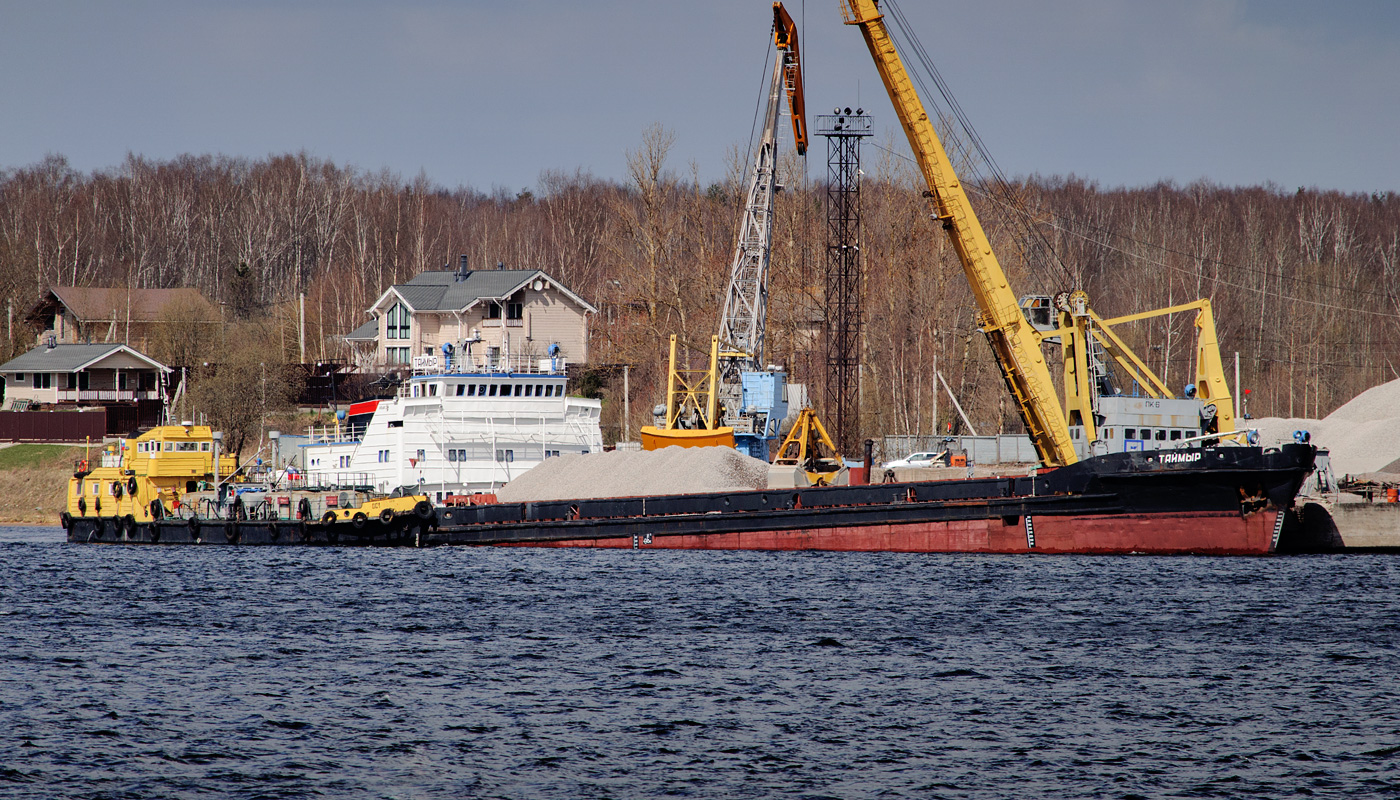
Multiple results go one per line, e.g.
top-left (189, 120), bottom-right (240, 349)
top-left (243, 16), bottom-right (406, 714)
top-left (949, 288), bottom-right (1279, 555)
top-left (881, 451), bottom-right (948, 469)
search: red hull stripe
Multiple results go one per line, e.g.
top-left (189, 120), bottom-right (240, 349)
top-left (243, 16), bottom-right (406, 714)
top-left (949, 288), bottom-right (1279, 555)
top-left (498, 510), bottom-right (1279, 555)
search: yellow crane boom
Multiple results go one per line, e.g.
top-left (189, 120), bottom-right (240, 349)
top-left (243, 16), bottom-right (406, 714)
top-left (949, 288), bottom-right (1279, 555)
top-left (840, 0), bottom-right (1078, 467)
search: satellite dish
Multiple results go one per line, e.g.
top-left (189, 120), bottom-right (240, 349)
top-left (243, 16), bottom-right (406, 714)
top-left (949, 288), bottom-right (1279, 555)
top-left (532, 279), bottom-right (544, 292)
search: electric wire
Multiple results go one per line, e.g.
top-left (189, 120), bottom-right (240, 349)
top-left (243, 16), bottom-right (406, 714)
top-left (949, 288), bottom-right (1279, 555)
top-left (864, 136), bottom-right (1400, 322)
top-left (881, 0), bottom-right (1078, 291)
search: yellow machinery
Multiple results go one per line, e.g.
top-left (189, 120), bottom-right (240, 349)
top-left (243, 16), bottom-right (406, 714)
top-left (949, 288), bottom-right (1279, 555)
top-left (1036, 293), bottom-right (1236, 442)
top-left (772, 407), bottom-right (844, 485)
top-left (640, 335), bottom-right (737, 450)
top-left (841, 0), bottom-right (1239, 466)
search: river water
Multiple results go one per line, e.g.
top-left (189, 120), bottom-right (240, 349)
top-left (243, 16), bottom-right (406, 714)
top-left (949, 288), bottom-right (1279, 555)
top-left (2, 526), bottom-right (1398, 798)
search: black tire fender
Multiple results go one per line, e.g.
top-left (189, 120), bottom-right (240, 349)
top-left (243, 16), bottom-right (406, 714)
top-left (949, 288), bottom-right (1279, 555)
top-left (379, 508), bottom-right (395, 526)
top-left (321, 510), bottom-right (337, 525)
top-left (298, 497), bottom-right (313, 521)
top-left (78, 498), bottom-right (86, 515)
top-left (127, 476), bottom-right (139, 496)
top-left (413, 500), bottom-right (433, 520)
top-left (111, 481), bottom-right (123, 499)
top-left (59, 511), bottom-right (72, 530)
top-left (149, 499), bottom-right (164, 520)
top-left (351, 512), bottom-right (368, 529)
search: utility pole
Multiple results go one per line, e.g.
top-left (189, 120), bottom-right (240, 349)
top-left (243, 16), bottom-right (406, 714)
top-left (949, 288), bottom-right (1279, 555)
top-left (623, 364), bottom-right (630, 443)
top-left (1234, 351), bottom-right (1241, 421)
top-left (299, 293), bottom-right (306, 363)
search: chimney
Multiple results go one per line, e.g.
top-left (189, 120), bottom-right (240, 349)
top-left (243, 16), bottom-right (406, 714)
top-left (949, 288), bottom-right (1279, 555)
top-left (456, 255), bottom-right (470, 282)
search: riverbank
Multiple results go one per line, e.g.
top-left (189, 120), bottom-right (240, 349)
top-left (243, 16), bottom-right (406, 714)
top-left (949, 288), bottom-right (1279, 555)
top-left (0, 445), bottom-right (83, 524)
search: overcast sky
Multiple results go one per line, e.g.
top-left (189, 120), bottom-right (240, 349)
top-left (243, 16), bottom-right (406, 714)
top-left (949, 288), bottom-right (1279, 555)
top-left (3, 1), bottom-right (1397, 194)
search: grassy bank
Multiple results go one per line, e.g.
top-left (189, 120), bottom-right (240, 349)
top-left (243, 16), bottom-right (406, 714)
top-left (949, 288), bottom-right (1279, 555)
top-left (0, 445), bottom-right (84, 525)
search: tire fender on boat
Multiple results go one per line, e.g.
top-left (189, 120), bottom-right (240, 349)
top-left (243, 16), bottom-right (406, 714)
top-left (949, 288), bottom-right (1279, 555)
top-left (351, 512), bottom-right (368, 530)
top-left (321, 511), bottom-right (337, 525)
top-left (379, 508), bottom-right (395, 526)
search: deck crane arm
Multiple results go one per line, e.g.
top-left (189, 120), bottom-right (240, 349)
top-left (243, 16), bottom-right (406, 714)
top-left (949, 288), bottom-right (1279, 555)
top-left (840, 0), bottom-right (1078, 467)
top-left (716, 2), bottom-right (807, 375)
top-left (642, 3), bottom-right (805, 458)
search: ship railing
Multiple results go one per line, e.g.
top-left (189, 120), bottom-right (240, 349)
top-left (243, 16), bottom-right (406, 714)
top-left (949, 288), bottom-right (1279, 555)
top-left (298, 472), bottom-right (378, 493)
top-left (409, 353), bottom-right (568, 377)
top-left (303, 425), bottom-right (364, 444)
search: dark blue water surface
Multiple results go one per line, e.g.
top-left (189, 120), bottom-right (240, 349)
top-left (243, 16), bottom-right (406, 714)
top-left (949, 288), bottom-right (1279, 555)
top-left (2, 526), bottom-right (1399, 799)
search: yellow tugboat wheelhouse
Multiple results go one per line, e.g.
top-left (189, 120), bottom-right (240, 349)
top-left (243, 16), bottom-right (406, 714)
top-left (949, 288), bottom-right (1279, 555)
top-left (67, 422), bottom-right (231, 524)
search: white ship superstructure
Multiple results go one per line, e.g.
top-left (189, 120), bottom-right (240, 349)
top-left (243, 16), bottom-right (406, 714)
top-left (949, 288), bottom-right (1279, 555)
top-left (303, 354), bottom-right (601, 500)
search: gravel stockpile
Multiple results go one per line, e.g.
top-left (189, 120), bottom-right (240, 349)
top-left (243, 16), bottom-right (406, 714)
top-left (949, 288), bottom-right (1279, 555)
top-left (1249, 377), bottom-right (1400, 476)
top-left (496, 446), bottom-right (770, 502)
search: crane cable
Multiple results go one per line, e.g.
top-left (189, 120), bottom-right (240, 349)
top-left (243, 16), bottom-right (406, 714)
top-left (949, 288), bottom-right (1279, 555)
top-left (880, 0), bottom-right (1078, 291)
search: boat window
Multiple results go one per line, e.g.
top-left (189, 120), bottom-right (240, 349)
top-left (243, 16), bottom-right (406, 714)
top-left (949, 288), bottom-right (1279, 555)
top-left (416, 449), bottom-right (426, 461)
top-left (478, 384), bottom-right (486, 395)
top-left (455, 384), bottom-right (465, 396)
top-left (488, 385), bottom-right (497, 396)
top-left (164, 442), bottom-right (174, 451)
top-left (176, 442), bottom-right (199, 452)
top-left (1155, 429), bottom-right (1166, 440)
top-left (412, 385), bottom-right (420, 398)
top-left (514, 384), bottom-right (522, 397)
top-left (1125, 428), bottom-right (1136, 439)
top-left (499, 384), bottom-right (511, 396)
top-left (1170, 430), bottom-right (1181, 440)
top-left (447, 449), bottom-right (456, 462)
top-left (429, 384), bottom-right (439, 397)
top-left (466, 384), bottom-right (476, 396)
top-left (201, 442), bottom-right (210, 451)
top-left (544, 385), bottom-right (554, 397)
top-left (388, 420), bottom-right (403, 428)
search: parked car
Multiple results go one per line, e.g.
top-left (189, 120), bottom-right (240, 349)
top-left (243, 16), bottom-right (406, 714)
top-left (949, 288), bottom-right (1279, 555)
top-left (881, 451), bottom-right (949, 469)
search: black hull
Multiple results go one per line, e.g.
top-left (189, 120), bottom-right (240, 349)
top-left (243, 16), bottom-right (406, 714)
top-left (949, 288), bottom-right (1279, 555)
top-left (64, 444), bottom-right (1315, 553)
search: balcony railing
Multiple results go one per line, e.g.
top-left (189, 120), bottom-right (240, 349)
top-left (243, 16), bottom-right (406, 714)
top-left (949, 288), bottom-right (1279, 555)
top-left (56, 389), bottom-right (161, 403)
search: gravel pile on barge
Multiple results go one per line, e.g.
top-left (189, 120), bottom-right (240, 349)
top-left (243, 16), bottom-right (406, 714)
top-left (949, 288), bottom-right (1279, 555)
top-left (496, 446), bottom-right (769, 502)
top-left (1252, 377), bottom-right (1400, 475)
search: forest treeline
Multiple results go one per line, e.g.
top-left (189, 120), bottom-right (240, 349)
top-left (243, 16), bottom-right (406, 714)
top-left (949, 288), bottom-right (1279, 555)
top-left (1, 132), bottom-right (1397, 445)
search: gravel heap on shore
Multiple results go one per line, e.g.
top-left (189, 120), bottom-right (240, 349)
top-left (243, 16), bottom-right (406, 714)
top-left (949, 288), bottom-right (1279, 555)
top-left (496, 446), bottom-right (770, 502)
top-left (1248, 378), bottom-right (1400, 476)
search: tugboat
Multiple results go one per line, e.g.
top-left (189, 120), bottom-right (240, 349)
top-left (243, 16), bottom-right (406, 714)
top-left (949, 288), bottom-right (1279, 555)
top-left (63, 421), bottom-right (432, 545)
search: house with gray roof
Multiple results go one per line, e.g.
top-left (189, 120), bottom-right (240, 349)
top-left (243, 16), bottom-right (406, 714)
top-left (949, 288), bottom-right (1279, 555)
top-left (0, 343), bottom-right (170, 410)
top-left (350, 258), bottom-right (596, 371)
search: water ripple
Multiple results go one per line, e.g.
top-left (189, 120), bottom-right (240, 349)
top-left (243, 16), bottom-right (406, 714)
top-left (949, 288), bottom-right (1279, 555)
top-left (2, 526), bottom-right (1398, 798)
